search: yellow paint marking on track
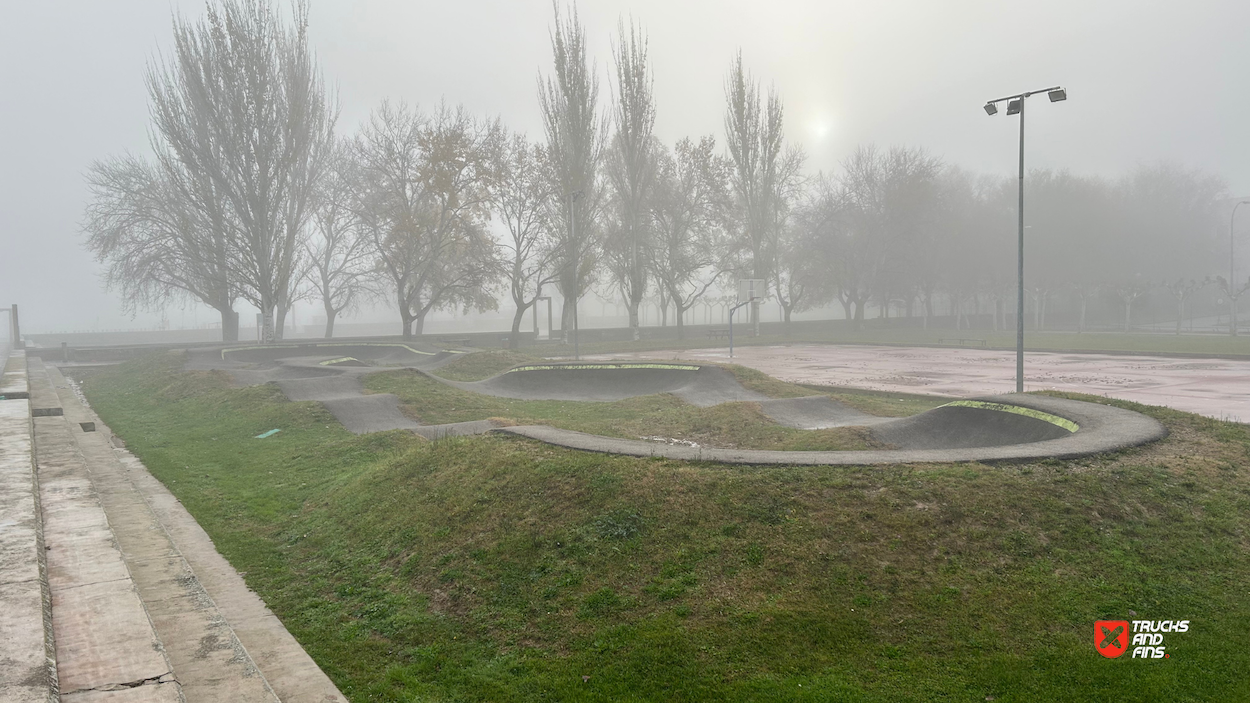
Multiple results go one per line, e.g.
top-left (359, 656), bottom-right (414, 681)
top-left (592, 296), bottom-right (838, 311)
top-left (319, 357), bottom-right (358, 366)
top-left (504, 362), bottom-right (701, 374)
top-left (939, 400), bottom-right (1080, 433)
top-left (221, 342), bottom-right (435, 359)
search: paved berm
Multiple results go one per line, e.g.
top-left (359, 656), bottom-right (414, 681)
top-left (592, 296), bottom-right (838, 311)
top-left (189, 346), bottom-right (1166, 465)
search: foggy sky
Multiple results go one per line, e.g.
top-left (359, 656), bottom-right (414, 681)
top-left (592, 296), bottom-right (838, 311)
top-left (2, 0), bottom-right (1247, 333)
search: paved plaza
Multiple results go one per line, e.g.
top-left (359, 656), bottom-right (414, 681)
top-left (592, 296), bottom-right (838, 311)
top-left (589, 344), bottom-right (1250, 423)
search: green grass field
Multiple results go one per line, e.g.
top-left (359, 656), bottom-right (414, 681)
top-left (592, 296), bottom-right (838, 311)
top-left (76, 351), bottom-right (1250, 702)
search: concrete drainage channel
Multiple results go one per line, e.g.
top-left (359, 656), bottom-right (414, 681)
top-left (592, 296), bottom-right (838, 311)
top-left (0, 349), bottom-right (346, 702)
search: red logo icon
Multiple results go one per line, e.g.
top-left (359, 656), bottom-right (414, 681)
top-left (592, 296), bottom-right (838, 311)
top-left (1095, 620), bottom-right (1129, 658)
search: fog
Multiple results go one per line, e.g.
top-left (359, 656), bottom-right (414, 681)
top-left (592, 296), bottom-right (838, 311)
top-left (2, 0), bottom-right (1248, 336)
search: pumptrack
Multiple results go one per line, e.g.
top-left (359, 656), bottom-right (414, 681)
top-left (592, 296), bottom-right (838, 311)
top-left (186, 350), bottom-right (1166, 464)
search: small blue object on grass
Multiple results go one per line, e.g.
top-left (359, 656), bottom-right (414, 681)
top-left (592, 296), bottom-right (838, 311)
top-left (255, 429), bottom-right (281, 439)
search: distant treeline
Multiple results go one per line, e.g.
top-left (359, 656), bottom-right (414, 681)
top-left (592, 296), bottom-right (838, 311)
top-left (83, 0), bottom-right (1244, 344)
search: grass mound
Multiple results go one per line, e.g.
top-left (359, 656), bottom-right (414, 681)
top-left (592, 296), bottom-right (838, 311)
top-left (433, 349), bottom-right (540, 382)
top-left (365, 368), bottom-right (892, 451)
top-left (76, 352), bottom-right (1250, 702)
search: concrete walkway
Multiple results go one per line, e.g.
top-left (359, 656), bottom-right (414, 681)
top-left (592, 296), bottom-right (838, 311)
top-left (0, 350), bottom-right (57, 703)
top-left (6, 357), bottom-right (346, 702)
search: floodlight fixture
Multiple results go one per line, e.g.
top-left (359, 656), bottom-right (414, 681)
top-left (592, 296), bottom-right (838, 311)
top-left (979, 84), bottom-right (1067, 392)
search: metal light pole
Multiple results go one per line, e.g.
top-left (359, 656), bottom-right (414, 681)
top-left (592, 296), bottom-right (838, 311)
top-left (1230, 200), bottom-right (1250, 337)
top-left (983, 86), bottom-right (1066, 392)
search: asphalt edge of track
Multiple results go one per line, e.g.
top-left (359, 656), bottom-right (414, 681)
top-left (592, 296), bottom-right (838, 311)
top-left (491, 394), bottom-right (1168, 466)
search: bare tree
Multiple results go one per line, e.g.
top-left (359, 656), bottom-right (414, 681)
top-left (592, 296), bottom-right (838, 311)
top-left (353, 101), bottom-right (500, 338)
top-left (1215, 274), bottom-right (1250, 336)
top-left (833, 146), bottom-right (940, 325)
top-left (147, 0), bottom-right (334, 344)
top-left (539, 2), bottom-right (607, 342)
top-left (1163, 278), bottom-right (1210, 335)
top-left (603, 19), bottom-right (657, 341)
top-left (772, 182), bottom-right (829, 331)
top-left (723, 51), bottom-right (800, 334)
top-left (491, 133), bottom-right (558, 349)
top-left (84, 155), bottom-right (241, 340)
top-left (305, 143), bottom-right (375, 337)
top-left (649, 137), bottom-right (730, 338)
top-left (1111, 279), bottom-right (1152, 332)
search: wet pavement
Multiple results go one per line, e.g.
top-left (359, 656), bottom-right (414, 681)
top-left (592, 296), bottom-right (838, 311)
top-left (588, 344), bottom-right (1250, 423)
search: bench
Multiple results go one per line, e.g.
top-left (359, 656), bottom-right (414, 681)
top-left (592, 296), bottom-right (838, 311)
top-left (707, 329), bottom-right (730, 340)
top-left (938, 337), bottom-right (987, 347)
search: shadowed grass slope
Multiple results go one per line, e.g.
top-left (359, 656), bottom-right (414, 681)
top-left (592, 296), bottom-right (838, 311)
top-left (77, 352), bottom-right (1250, 702)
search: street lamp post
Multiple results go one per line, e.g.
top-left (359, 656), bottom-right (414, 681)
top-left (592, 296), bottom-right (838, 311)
top-left (983, 86), bottom-right (1066, 393)
top-left (1230, 200), bottom-right (1250, 337)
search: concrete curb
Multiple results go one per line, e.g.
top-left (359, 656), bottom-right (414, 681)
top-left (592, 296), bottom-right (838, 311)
top-left (494, 394), bottom-right (1168, 466)
top-left (0, 350), bottom-right (59, 703)
top-left (54, 364), bottom-right (346, 702)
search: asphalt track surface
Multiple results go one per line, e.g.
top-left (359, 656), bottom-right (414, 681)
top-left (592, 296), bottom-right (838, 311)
top-left (586, 343), bottom-right (1250, 422)
top-left (185, 346), bottom-right (1167, 465)
top-left (186, 343), bottom-right (501, 439)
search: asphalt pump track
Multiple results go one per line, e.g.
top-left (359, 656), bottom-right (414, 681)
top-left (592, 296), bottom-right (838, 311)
top-left (187, 350), bottom-right (1166, 464)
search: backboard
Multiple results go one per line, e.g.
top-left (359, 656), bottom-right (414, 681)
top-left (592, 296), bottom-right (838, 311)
top-left (737, 279), bottom-right (766, 304)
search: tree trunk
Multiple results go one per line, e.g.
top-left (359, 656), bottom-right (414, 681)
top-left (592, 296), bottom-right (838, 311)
top-left (274, 306), bottom-right (288, 341)
top-left (782, 304), bottom-right (793, 336)
top-left (218, 307), bottom-right (239, 342)
top-left (260, 290), bottom-right (275, 344)
top-left (1124, 300), bottom-right (1132, 332)
top-left (324, 308), bottom-right (337, 339)
top-left (1176, 297), bottom-right (1183, 335)
top-left (510, 304), bottom-right (529, 350)
top-left (415, 314), bottom-right (426, 336)
top-left (675, 304), bottom-right (686, 340)
top-left (561, 297), bottom-right (574, 344)
top-left (628, 301), bottom-right (640, 341)
top-left (1078, 299), bottom-right (1087, 333)
top-left (400, 308), bottom-right (414, 339)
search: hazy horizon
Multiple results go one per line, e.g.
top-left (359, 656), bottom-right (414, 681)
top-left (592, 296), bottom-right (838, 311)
top-left (3, 0), bottom-right (1248, 334)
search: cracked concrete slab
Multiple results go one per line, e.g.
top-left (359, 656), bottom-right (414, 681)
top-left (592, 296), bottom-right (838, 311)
top-left (49, 363), bottom-right (345, 702)
top-left (61, 679), bottom-right (183, 702)
top-left (0, 351), bottom-right (56, 703)
top-left (29, 358), bottom-right (174, 700)
top-left (40, 363), bottom-right (277, 703)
